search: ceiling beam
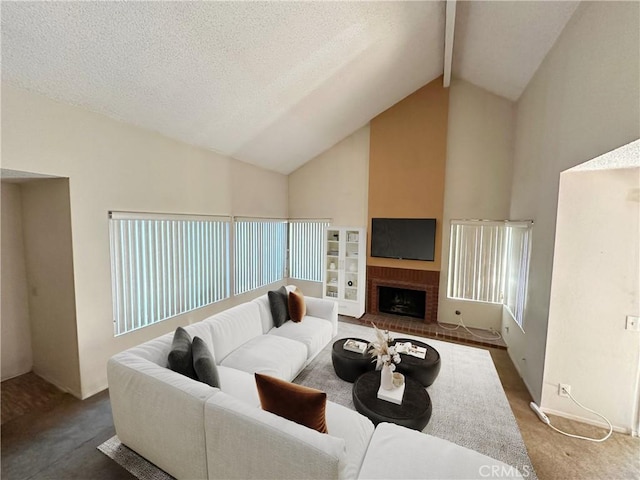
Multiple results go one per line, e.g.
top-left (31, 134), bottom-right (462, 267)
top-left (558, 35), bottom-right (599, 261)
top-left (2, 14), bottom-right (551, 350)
top-left (443, 0), bottom-right (457, 88)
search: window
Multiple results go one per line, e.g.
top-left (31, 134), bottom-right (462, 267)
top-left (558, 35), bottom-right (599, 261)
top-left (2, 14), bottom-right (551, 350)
top-left (109, 212), bottom-right (230, 336)
top-left (448, 220), bottom-right (532, 328)
top-left (288, 219), bottom-right (330, 282)
top-left (234, 218), bottom-right (287, 295)
top-left (448, 221), bottom-right (507, 304)
top-left (503, 222), bottom-right (532, 327)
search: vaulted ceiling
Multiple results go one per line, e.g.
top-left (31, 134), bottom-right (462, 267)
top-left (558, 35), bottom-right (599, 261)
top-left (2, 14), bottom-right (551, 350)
top-left (1, 1), bottom-right (579, 174)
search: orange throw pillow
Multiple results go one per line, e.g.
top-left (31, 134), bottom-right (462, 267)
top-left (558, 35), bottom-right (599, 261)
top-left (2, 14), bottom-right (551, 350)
top-left (255, 373), bottom-right (328, 434)
top-left (288, 287), bottom-right (306, 323)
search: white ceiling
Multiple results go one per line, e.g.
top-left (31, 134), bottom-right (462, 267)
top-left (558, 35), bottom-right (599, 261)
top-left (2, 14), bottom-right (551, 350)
top-left (1, 1), bottom-right (579, 175)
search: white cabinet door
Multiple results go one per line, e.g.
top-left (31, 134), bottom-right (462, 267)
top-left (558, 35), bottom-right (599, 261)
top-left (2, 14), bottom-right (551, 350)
top-left (323, 227), bottom-right (366, 318)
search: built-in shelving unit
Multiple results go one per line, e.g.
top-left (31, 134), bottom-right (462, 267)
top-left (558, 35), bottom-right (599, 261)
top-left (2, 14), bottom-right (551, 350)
top-left (323, 227), bottom-right (366, 318)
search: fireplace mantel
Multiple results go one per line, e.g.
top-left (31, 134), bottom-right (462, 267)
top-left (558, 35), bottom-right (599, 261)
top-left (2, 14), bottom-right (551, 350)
top-left (366, 266), bottom-right (439, 323)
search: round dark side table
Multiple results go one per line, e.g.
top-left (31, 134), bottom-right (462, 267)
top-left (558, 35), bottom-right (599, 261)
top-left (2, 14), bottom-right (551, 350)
top-left (392, 338), bottom-right (441, 387)
top-left (331, 338), bottom-right (376, 382)
top-left (352, 370), bottom-right (432, 431)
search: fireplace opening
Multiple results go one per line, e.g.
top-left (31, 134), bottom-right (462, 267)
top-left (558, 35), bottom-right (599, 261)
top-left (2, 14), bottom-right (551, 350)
top-left (378, 286), bottom-right (426, 320)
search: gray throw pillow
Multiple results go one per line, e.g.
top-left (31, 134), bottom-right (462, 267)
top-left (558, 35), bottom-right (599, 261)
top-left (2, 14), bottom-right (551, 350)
top-left (167, 326), bottom-right (196, 379)
top-left (268, 286), bottom-right (290, 328)
top-left (192, 336), bottom-right (220, 388)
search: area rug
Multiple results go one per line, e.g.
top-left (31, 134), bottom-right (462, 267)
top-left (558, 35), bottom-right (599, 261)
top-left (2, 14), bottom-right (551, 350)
top-left (295, 322), bottom-right (536, 479)
top-left (99, 321), bottom-right (536, 480)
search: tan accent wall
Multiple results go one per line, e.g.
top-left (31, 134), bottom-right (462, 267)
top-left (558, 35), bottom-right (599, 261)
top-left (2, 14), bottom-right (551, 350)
top-left (368, 76), bottom-right (449, 272)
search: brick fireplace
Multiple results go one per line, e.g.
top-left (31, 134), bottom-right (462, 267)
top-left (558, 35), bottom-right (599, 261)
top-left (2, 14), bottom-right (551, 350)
top-left (366, 266), bottom-right (439, 323)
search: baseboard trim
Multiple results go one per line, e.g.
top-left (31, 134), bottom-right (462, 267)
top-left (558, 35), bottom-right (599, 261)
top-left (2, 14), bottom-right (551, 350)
top-left (31, 369), bottom-right (83, 400)
top-left (542, 406), bottom-right (630, 435)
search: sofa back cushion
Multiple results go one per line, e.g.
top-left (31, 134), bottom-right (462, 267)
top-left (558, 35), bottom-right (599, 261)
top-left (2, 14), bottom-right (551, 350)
top-left (253, 294), bottom-right (276, 333)
top-left (205, 392), bottom-right (347, 480)
top-left (206, 302), bottom-right (263, 362)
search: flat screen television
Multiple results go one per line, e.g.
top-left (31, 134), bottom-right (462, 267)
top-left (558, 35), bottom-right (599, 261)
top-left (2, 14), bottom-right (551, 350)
top-left (370, 218), bottom-right (436, 261)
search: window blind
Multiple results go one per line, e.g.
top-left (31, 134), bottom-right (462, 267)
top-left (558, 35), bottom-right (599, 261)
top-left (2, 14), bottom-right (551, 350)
top-left (503, 222), bottom-right (532, 328)
top-left (448, 219), bottom-right (532, 328)
top-left (234, 218), bottom-right (287, 295)
top-left (109, 212), bottom-right (230, 336)
top-left (288, 219), bottom-right (330, 282)
top-left (448, 221), bottom-right (507, 304)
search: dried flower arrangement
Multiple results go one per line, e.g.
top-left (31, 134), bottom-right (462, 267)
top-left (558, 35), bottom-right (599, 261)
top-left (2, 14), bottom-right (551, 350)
top-left (368, 323), bottom-right (401, 371)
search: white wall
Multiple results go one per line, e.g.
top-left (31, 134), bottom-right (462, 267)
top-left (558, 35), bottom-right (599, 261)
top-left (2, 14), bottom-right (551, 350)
top-left (20, 179), bottom-right (82, 395)
top-left (541, 166), bottom-right (639, 432)
top-left (1, 83), bottom-right (288, 398)
top-left (1, 182), bottom-right (33, 380)
top-left (288, 126), bottom-right (370, 297)
top-left (231, 159), bottom-right (289, 218)
top-left (439, 79), bottom-right (515, 329)
top-left (504, 1), bottom-right (640, 403)
top-left (288, 125), bottom-right (369, 227)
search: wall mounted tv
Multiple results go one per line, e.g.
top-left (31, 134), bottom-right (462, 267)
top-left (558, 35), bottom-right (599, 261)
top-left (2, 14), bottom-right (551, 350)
top-left (370, 218), bottom-right (436, 261)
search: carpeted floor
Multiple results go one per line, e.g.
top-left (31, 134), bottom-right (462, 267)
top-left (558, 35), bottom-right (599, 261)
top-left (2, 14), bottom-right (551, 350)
top-left (99, 322), bottom-right (536, 479)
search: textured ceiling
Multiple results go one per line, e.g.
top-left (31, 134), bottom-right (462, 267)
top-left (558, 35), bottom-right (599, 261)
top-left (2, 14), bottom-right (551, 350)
top-left (453, 1), bottom-right (580, 101)
top-left (1, 2), bottom-right (578, 174)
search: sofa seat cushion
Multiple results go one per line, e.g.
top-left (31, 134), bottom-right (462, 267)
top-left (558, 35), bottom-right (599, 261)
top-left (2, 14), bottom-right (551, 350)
top-left (220, 335), bottom-right (307, 381)
top-left (358, 422), bottom-right (523, 479)
top-left (269, 315), bottom-right (334, 361)
top-left (325, 401), bottom-right (374, 480)
top-left (216, 365), bottom-right (260, 407)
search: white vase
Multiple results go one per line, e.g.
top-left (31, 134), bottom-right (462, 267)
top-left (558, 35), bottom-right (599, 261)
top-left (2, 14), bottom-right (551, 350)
top-left (381, 363), bottom-right (394, 390)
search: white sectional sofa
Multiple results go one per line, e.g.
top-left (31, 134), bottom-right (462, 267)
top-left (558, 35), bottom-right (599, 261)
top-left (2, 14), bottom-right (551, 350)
top-left (108, 287), bottom-right (521, 479)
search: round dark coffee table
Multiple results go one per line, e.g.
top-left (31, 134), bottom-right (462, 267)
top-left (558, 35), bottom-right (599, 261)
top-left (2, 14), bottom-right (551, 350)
top-left (331, 338), bottom-right (376, 382)
top-left (352, 370), bottom-right (432, 431)
top-left (392, 338), bottom-right (441, 387)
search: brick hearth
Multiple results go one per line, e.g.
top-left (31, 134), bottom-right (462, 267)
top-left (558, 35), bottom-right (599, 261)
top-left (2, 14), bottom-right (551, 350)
top-left (366, 266), bottom-right (439, 323)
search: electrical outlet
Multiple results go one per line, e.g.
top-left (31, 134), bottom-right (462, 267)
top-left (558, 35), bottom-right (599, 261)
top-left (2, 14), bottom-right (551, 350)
top-left (559, 384), bottom-right (571, 398)
top-left (626, 315), bottom-right (640, 331)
